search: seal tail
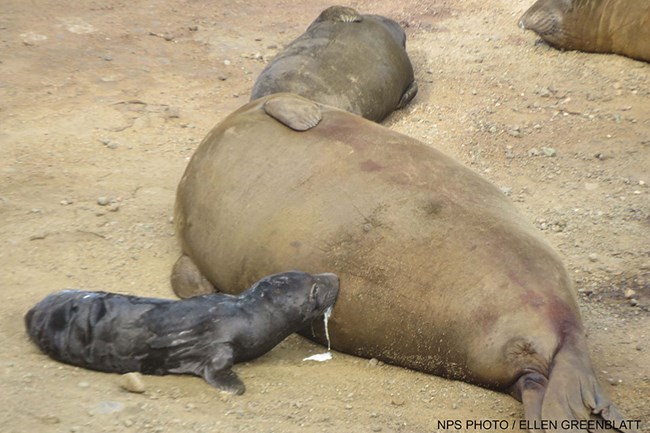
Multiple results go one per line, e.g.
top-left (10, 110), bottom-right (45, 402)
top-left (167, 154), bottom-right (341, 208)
top-left (517, 338), bottom-right (636, 433)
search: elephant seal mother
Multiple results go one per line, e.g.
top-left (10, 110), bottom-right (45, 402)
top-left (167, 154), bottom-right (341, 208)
top-left (174, 93), bottom-right (630, 429)
top-left (519, 0), bottom-right (650, 62)
top-left (250, 6), bottom-right (417, 122)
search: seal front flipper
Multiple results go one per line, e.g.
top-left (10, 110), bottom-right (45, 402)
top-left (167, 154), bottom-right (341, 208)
top-left (171, 255), bottom-right (215, 299)
top-left (313, 5), bottom-right (362, 24)
top-left (201, 344), bottom-right (245, 395)
top-left (397, 81), bottom-right (418, 109)
top-left (263, 94), bottom-right (322, 131)
top-left (205, 369), bottom-right (245, 395)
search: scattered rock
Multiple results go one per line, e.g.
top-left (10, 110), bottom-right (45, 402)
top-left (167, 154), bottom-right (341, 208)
top-left (121, 372), bottom-right (146, 393)
top-left (624, 289), bottom-right (636, 299)
top-left (369, 358), bottom-right (379, 367)
top-left (97, 197), bottom-right (110, 206)
top-left (541, 147), bottom-right (556, 157)
top-left (100, 138), bottom-right (119, 149)
top-left (607, 377), bottom-right (622, 386)
top-left (89, 401), bottom-right (125, 415)
top-left (588, 253), bottom-right (599, 262)
top-left (506, 125), bottom-right (521, 137)
top-left (164, 106), bottom-right (180, 119)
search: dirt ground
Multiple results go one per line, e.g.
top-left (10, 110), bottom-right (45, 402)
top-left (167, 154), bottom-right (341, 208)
top-left (1, 0), bottom-right (648, 432)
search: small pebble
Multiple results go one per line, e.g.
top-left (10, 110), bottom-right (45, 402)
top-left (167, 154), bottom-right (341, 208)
top-left (542, 147), bottom-right (556, 157)
top-left (624, 289), bottom-right (636, 299)
top-left (90, 401), bottom-right (125, 415)
top-left (97, 197), bottom-right (110, 206)
top-left (528, 148), bottom-right (540, 157)
top-left (165, 106), bottom-right (180, 119)
top-left (607, 377), bottom-right (622, 386)
top-left (369, 358), bottom-right (379, 366)
top-left (41, 415), bottom-right (61, 424)
top-left (121, 372), bottom-right (146, 393)
top-left (588, 253), bottom-right (598, 262)
top-left (506, 125), bottom-right (521, 137)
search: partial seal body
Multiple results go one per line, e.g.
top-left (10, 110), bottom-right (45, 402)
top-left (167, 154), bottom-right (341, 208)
top-left (25, 271), bottom-right (339, 394)
top-left (174, 93), bottom-right (631, 429)
top-left (520, 0), bottom-right (650, 62)
top-left (250, 6), bottom-right (417, 122)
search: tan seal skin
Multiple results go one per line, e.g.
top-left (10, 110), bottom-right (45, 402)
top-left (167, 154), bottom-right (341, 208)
top-left (174, 93), bottom-right (634, 432)
top-left (520, 0), bottom-right (650, 63)
top-left (250, 6), bottom-right (418, 122)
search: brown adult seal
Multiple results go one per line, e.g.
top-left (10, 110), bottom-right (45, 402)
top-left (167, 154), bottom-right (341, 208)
top-left (250, 5), bottom-right (418, 122)
top-left (173, 93), bottom-right (632, 429)
top-left (519, 0), bottom-right (650, 62)
top-left (26, 271), bottom-right (339, 394)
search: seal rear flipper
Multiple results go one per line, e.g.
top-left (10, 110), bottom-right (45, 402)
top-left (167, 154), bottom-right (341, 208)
top-left (512, 371), bottom-right (547, 430)
top-left (200, 344), bottom-right (245, 395)
top-left (263, 94), bottom-right (322, 131)
top-left (528, 340), bottom-right (635, 432)
top-left (397, 81), bottom-right (418, 110)
top-left (171, 255), bottom-right (215, 299)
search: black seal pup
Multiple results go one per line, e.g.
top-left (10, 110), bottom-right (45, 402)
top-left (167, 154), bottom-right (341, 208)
top-left (25, 271), bottom-right (339, 394)
top-left (250, 5), bottom-right (417, 122)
